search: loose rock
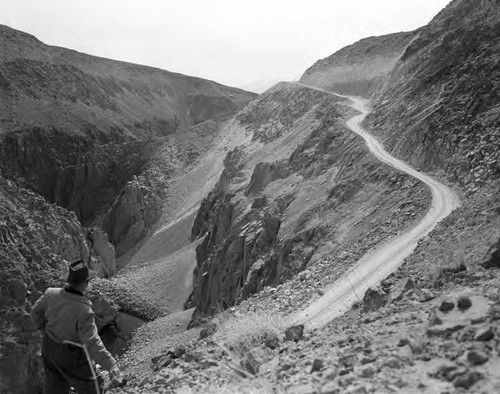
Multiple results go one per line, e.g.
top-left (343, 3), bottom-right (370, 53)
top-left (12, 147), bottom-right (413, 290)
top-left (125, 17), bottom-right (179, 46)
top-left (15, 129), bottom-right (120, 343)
top-left (466, 349), bottom-right (489, 365)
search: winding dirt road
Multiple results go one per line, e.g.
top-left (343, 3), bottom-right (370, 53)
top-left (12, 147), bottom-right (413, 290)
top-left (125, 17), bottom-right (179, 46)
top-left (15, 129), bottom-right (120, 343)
top-left (291, 83), bottom-right (460, 329)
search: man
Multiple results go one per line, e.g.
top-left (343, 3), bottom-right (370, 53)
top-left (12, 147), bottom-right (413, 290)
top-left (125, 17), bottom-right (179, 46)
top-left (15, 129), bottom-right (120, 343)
top-left (31, 259), bottom-right (121, 393)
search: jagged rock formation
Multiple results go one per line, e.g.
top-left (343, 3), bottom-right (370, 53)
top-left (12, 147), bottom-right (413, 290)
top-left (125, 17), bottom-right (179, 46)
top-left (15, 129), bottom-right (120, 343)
top-left (300, 0), bottom-right (500, 191)
top-left (186, 83), bottom-right (430, 319)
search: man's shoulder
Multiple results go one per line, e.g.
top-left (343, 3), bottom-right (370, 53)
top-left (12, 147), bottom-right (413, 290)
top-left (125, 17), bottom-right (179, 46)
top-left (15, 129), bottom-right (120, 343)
top-left (45, 287), bottom-right (62, 294)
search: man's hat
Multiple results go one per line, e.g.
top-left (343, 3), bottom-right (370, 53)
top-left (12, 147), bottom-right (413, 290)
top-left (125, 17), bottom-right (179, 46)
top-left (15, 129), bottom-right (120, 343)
top-left (63, 259), bottom-right (97, 283)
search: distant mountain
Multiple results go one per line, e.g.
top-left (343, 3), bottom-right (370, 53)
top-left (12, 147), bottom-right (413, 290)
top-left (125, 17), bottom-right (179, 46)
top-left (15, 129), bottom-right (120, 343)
top-left (0, 24), bottom-right (256, 137)
top-left (0, 24), bottom-right (257, 223)
top-left (300, 31), bottom-right (416, 96)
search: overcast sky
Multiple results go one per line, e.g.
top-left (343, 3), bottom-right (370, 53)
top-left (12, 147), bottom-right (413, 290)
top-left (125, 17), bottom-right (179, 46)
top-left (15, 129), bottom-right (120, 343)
top-left (1, 0), bottom-right (450, 92)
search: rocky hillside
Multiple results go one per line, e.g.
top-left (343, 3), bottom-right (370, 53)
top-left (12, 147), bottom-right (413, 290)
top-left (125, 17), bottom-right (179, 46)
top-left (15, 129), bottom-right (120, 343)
top-left (300, 31), bottom-right (415, 96)
top-left (301, 0), bottom-right (500, 192)
top-left (0, 24), bottom-right (256, 394)
top-left (185, 82), bottom-right (430, 321)
top-left (0, 173), bottom-right (118, 393)
top-left (0, 24), bottom-right (256, 228)
top-left (106, 1), bottom-right (500, 393)
top-left (368, 0), bottom-right (500, 192)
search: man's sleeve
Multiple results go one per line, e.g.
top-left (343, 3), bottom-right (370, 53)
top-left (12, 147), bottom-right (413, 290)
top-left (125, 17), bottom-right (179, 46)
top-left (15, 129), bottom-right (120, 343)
top-left (31, 292), bottom-right (46, 331)
top-left (77, 310), bottom-right (116, 371)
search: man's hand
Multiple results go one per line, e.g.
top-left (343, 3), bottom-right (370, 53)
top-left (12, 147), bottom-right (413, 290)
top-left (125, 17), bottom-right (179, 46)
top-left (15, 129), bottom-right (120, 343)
top-left (108, 365), bottom-right (127, 389)
top-left (109, 365), bottom-right (121, 382)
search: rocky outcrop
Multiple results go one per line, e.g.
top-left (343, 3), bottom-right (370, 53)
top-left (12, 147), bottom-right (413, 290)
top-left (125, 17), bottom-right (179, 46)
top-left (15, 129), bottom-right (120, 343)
top-left (0, 129), bottom-right (154, 223)
top-left (87, 228), bottom-right (117, 277)
top-left (483, 237), bottom-right (500, 269)
top-left (102, 172), bottom-right (166, 259)
top-left (244, 162), bottom-right (290, 197)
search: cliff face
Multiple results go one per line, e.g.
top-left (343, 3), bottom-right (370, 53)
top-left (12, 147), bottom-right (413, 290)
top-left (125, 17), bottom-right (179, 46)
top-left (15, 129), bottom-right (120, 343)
top-left (300, 0), bottom-right (500, 191)
top-left (186, 83), bottom-right (430, 319)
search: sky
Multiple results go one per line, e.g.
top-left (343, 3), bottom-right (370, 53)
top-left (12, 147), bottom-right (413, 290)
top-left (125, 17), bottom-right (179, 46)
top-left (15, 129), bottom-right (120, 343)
top-left (0, 0), bottom-right (450, 92)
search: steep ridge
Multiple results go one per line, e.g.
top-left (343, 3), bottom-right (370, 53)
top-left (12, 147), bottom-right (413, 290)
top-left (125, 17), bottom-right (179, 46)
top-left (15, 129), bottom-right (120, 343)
top-left (300, 0), bottom-right (500, 191)
top-left (300, 31), bottom-right (415, 97)
top-left (185, 82), bottom-right (431, 322)
top-left (0, 24), bottom-right (256, 229)
top-left (368, 0), bottom-right (500, 191)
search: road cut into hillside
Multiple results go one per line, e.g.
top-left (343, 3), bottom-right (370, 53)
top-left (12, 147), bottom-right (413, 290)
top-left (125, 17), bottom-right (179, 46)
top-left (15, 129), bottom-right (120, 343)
top-left (291, 83), bottom-right (460, 329)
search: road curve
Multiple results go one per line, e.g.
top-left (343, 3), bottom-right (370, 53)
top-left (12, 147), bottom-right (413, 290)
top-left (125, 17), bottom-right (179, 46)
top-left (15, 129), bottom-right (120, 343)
top-left (290, 83), bottom-right (460, 329)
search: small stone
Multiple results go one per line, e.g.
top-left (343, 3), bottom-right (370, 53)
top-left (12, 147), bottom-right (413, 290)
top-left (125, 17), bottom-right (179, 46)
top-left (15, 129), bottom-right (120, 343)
top-left (383, 357), bottom-right (401, 369)
top-left (419, 289), bottom-right (435, 302)
top-left (397, 337), bottom-right (411, 347)
top-left (362, 286), bottom-right (388, 313)
top-left (285, 325), bottom-right (304, 342)
top-left (397, 345), bottom-right (413, 360)
top-left (475, 326), bottom-right (495, 341)
top-left (389, 278), bottom-right (414, 302)
top-left (321, 382), bottom-right (340, 394)
top-left (453, 371), bottom-right (483, 389)
top-left (359, 366), bottom-right (375, 378)
top-left (457, 296), bottom-right (472, 311)
top-left (435, 362), bottom-right (458, 381)
top-left (287, 383), bottom-right (317, 394)
top-left (338, 368), bottom-right (352, 376)
top-left (152, 354), bottom-right (173, 370)
top-left (310, 358), bottom-right (324, 373)
top-left (439, 300), bottom-right (455, 312)
top-left (359, 356), bottom-right (375, 365)
top-left (264, 333), bottom-right (280, 349)
top-left (154, 377), bottom-right (167, 386)
top-left (339, 353), bottom-right (357, 368)
top-left (345, 385), bottom-right (368, 394)
top-left (466, 350), bottom-right (488, 365)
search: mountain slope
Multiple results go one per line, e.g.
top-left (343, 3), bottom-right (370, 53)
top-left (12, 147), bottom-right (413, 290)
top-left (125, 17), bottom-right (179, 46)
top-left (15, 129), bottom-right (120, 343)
top-left (111, 1), bottom-right (500, 392)
top-left (300, 31), bottom-right (415, 97)
top-left (300, 0), bottom-right (500, 191)
top-left (368, 0), bottom-right (500, 190)
top-left (0, 24), bottom-right (256, 225)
